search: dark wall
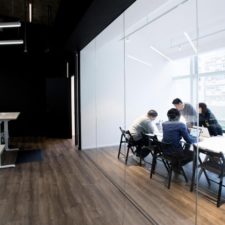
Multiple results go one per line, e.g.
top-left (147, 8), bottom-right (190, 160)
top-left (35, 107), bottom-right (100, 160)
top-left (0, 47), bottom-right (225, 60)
top-left (0, 76), bottom-right (46, 136)
top-left (46, 78), bottom-right (72, 138)
top-left (0, 0), bottom-right (135, 138)
top-left (0, 23), bottom-right (71, 138)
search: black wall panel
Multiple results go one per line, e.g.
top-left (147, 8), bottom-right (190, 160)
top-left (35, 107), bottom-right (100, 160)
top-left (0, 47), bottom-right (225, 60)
top-left (0, 0), bottom-right (135, 138)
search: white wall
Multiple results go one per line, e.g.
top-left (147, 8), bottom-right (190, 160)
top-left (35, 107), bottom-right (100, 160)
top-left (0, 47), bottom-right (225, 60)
top-left (95, 15), bottom-right (125, 147)
top-left (80, 40), bottom-right (97, 149)
top-left (80, 16), bottom-right (125, 149)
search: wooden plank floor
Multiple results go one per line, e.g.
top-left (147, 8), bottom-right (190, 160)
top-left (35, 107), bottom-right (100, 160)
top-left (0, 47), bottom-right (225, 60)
top-left (0, 138), bottom-right (154, 225)
top-left (84, 146), bottom-right (225, 225)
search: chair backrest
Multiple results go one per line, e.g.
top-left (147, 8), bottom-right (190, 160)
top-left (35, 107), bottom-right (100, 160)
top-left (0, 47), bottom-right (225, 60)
top-left (152, 138), bottom-right (172, 154)
top-left (147, 134), bottom-right (159, 148)
top-left (147, 135), bottom-right (171, 156)
top-left (119, 127), bottom-right (135, 147)
top-left (199, 148), bottom-right (225, 177)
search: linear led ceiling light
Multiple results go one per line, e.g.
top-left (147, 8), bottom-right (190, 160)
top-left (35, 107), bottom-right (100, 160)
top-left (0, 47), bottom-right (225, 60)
top-left (128, 55), bottom-right (152, 67)
top-left (0, 40), bottom-right (24, 45)
top-left (0, 22), bottom-right (21, 28)
top-left (29, 3), bottom-right (32, 22)
top-left (150, 46), bottom-right (173, 62)
top-left (183, 32), bottom-right (197, 54)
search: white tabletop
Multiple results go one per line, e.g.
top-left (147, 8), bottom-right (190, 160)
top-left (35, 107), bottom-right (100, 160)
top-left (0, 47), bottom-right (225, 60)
top-left (146, 132), bottom-right (225, 154)
top-left (195, 136), bottom-right (225, 154)
top-left (0, 112), bottom-right (20, 120)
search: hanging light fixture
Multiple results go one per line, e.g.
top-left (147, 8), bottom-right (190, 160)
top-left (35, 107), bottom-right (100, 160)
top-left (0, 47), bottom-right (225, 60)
top-left (0, 40), bottom-right (24, 45)
top-left (0, 22), bottom-right (23, 46)
top-left (0, 22), bottom-right (21, 28)
top-left (29, 2), bottom-right (32, 22)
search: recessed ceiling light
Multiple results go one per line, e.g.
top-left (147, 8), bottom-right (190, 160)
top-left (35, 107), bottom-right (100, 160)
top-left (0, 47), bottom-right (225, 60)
top-left (150, 46), bottom-right (173, 62)
top-left (183, 32), bottom-right (197, 54)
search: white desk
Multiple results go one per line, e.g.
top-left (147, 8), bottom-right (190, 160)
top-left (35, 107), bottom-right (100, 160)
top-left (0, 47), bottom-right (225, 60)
top-left (190, 136), bottom-right (225, 191)
top-left (0, 112), bottom-right (20, 151)
top-left (195, 136), bottom-right (225, 154)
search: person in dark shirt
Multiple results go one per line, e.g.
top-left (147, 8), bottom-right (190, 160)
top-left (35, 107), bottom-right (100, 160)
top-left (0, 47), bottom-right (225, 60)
top-left (199, 103), bottom-right (223, 136)
top-left (162, 108), bottom-right (196, 162)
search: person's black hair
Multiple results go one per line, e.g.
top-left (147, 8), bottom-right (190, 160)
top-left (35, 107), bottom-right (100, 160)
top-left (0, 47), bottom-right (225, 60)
top-left (167, 108), bottom-right (180, 121)
top-left (199, 102), bottom-right (208, 114)
top-left (147, 109), bottom-right (158, 118)
top-left (172, 98), bottom-right (182, 105)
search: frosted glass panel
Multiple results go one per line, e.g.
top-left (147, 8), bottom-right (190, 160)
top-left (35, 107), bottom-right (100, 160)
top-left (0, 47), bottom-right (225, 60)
top-left (95, 15), bottom-right (124, 147)
top-left (80, 41), bottom-right (97, 149)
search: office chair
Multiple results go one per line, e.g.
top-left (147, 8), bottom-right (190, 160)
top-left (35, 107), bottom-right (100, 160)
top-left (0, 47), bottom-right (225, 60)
top-left (197, 148), bottom-right (225, 207)
top-left (150, 138), bottom-right (193, 189)
top-left (118, 127), bottom-right (136, 164)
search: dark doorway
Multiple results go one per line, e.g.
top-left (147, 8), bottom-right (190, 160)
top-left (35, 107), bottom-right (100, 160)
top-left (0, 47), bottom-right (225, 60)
top-left (46, 77), bottom-right (72, 138)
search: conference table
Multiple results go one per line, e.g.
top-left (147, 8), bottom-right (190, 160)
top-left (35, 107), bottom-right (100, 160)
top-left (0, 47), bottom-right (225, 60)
top-left (145, 132), bottom-right (225, 190)
top-left (0, 112), bottom-right (20, 169)
top-left (194, 136), bottom-right (225, 153)
top-left (190, 135), bottom-right (225, 191)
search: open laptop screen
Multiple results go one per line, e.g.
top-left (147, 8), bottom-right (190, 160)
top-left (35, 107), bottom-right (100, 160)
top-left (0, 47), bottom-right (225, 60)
top-left (190, 127), bottom-right (201, 138)
top-left (193, 126), bottom-right (211, 138)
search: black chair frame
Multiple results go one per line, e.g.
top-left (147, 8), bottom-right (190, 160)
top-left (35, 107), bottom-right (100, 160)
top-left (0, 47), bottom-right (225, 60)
top-left (118, 127), bottom-right (136, 164)
top-left (150, 137), bottom-right (191, 189)
top-left (192, 147), bottom-right (225, 207)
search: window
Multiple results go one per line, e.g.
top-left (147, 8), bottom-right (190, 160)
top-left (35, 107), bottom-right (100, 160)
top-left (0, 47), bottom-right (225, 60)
top-left (198, 49), bottom-right (225, 129)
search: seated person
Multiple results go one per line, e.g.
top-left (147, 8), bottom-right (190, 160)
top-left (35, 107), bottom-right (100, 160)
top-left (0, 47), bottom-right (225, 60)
top-left (162, 108), bottom-right (197, 163)
top-left (172, 98), bottom-right (197, 128)
top-left (199, 102), bottom-right (223, 136)
top-left (129, 110), bottom-right (158, 162)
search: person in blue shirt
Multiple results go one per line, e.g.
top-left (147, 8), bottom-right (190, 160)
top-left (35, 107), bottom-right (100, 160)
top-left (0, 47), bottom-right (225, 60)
top-left (162, 108), bottom-right (197, 160)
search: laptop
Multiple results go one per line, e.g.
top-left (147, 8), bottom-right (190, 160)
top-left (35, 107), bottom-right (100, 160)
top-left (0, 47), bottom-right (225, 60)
top-left (190, 127), bottom-right (201, 138)
top-left (193, 126), bottom-right (211, 138)
top-left (200, 126), bottom-right (211, 138)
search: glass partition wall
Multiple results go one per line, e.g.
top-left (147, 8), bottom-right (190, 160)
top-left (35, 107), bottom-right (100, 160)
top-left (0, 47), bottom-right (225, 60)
top-left (80, 0), bottom-right (225, 224)
top-left (124, 0), bottom-right (197, 224)
top-left (196, 0), bottom-right (225, 224)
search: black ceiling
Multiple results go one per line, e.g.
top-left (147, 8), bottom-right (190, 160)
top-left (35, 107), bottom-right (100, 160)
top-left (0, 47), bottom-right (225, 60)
top-left (0, 0), bottom-right (135, 78)
top-left (0, 0), bottom-right (94, 50)
top-left (53, 0), bottom-right (94, 47)
top-left (0, 0), bottom-right (61, 25)
top-left (0, 0), bottom-right (135, 52)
